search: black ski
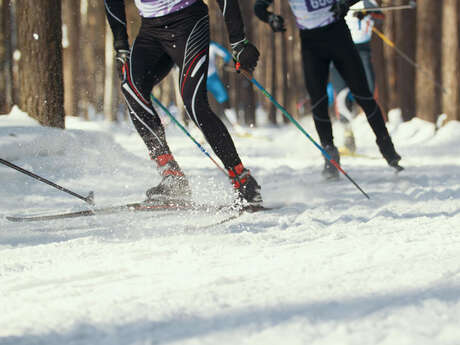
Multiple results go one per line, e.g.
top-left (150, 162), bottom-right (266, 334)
top-left (5, 200), bottom-right (275, 223)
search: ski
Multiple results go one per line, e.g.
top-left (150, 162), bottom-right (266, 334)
top-left (5, 200), bottom-right (276, 223)
top-left (338, 147), bottom-right (379, 160)
top-left (338, 147), bottom-right (405, 173)
top-left (5, 200), bottom-right (214, 222)
top-left (234, 132), bottom-right (272, 142)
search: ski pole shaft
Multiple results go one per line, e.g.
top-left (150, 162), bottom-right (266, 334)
top-left (351, 4), bottom-right (415, 12)
top-left (150, 95), bottom-right (227, 175)
top-left (239, 70), bottom-right (370, 200)
top-left (0, 158), bottom-right (94, 205)
top-left (372, 26), bottom-right (449, 95)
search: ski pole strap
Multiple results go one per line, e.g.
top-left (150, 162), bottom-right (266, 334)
top-left (350, 4), bottom-right (416, 12)
top-left (150, 95), bottom-right (227, 175)
top-left (0, 158), bottom-right (95, 205)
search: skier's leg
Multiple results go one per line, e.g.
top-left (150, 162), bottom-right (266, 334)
top-left (300, 33), bottom-right (340, 179)
top-left (161, 8), bottom-right (261, 205)
top-left (330, 61), bottom-right (356, 152)
top-left (330, 62), bottom-right (347, 105)
top-left (300, 40), bottom-right (334, 148)
top-left (207, 73), bottom-right (229, 104)
top-left (356, 43), bottom-right (375, 94)
top-left (207, 73), bottom-right (242, 130)
top-left (332, 23), bottom-right (401, 166)
top-left (121, 33), bottom-right (190, 199)
top-left (207, 73), bottom-right (233, 127)
top-left (121, 38), bottom-right (171, 159)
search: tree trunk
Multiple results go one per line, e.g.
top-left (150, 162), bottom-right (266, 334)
top-left (395, 0), bottom-right (416, 121)
top-left (62, 0), bottom-right (81, 117)
top-left (442, 0), bottom-right (460, 122)
top-left (283, 0), bottom-right (299, 121)
top-left (415, 0), bottom-right (442, 123)
top-left (16, 0), bottom-right (65, 128)
top-left (79, 0), bottom-right (105, 119)
top-left (382, 10), bottom-right (398, 110)
top-left (0, 0), bottom-right (14, 114)
top-left (239, 0), bottom-right (256, 126)
top-left (103, 21), bottom-right (119, 122)
top-left (290, 12), bottom-right (305, 118)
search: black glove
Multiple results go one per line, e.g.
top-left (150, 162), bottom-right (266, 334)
top-left (268, 14), bottom-right (286, 32)
top-left (330, 0), bottom-right (351, 21)
top-left (231, 39), bottom-right (260, 73)
top-left (114, 40), bottom-right (130, 80)
top-left (254, 0), bottom-right (272, 22)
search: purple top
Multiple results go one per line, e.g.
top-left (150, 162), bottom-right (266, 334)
top-left (134, 0), bottom-right (197, 17)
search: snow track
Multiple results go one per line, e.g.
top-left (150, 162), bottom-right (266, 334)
top-left (1, 107), bottom-right (460, 344)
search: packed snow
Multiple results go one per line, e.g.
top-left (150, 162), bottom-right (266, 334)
top-left (1, 106), bottom-right (460, 345)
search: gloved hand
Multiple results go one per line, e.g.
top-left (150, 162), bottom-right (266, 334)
top-left (268, 14), bottom-right (286, 32)
top-left (114, 40), bottom-right (130, 80)
top-left (330, 0), bottom-right (351, 21)
top-left (231, 39), bottom-right (260, 73)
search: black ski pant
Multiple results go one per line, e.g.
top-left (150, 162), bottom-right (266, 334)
top-left (121, 1), bottom-right (241, 169)
top-left (300, 19), bottom-right (389, 148)
top-left (330, 42), bottom-right (375, 96)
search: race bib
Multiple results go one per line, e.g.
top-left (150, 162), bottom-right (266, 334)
top-left (305, 0), bottom-right (335, 12)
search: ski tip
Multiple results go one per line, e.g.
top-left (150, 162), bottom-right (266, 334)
top-left (6, 216), bottom-right (23, 222)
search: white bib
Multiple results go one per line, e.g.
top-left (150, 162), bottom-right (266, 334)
top-left (288, 0), bottom-right (337, 30)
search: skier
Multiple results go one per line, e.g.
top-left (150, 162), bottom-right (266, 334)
top-left (104, 0), bottom-right (262, 206)
top-left (329, 0), bottom-right (384, 153)
top-left (207, 41), bottom-right (251, 136)
top-left (254, 0), bottom-right (402, 179)
top-left (207, 41), bottom-right (232, 111)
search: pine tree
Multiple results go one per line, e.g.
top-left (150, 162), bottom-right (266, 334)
top-left (0, 0), bottom-right (14, 114)
top-left (442, 0), bottom-right (460, 122)
top-left (16, 0), bottom-right (65, 128)
top-left (415, 0), bottom-right (442, 123)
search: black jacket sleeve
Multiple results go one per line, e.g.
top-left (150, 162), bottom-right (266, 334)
top-left (254, 0), bottom-right (273, 23)
top-left (104, 0), bottom-right (129, 49)
top-left (347, 0), bottom-right (361, 6)
top-left (214, 0), bottom-right (246, 44)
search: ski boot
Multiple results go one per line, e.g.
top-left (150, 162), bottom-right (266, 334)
top-left (228, 163), bottom-right (263, 208)
top-left (376, 135), bottom-right (403, 172)
top-left (145, 154), bottom-right (191, 202)
top-left (322, 144), bottom-right (340, 180)
top-left (343, 128), bottom-right (356, 153)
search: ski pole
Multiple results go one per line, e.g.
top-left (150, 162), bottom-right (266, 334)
top-left (0, 158), bottom-right (95, 205)
top-left (372, 26), bottom-right (449, 95)
top-left (238, 69), bottom-right (370, 200)
top-left (351, 3), bottom-right (416, 12)
top-left (150, 95), bottom-right (227, 175)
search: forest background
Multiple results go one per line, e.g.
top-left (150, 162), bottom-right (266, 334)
top-left (0, 0), bottom-right (459, 128)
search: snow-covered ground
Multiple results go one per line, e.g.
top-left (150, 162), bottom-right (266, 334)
top-left (1, 106), bottom-right (460, 345)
